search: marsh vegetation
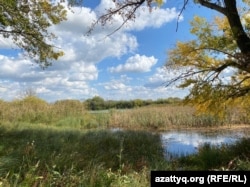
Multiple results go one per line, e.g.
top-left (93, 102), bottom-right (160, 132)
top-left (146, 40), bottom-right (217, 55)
top-left (0, 96), bottom-right (249, 186)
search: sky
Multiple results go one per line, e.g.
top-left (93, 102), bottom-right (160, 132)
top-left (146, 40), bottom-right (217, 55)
top-left (0, 0), bottom-right (220, 102)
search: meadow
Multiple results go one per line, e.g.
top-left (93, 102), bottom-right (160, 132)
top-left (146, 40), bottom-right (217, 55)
top-left (0, 96), bottom-right (249, 186)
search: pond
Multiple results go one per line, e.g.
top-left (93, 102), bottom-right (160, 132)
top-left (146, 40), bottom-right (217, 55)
top-left (161, 128), bottom-right (250, 160)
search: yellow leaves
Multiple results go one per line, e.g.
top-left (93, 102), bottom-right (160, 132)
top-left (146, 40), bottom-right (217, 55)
top-left (178, 79), bottom-right (197, 88)
top-left (40, 1), bottom-right (51, 12)
top-left (176, 41), bottom-right (197, 55)
top-left (154, 0), bottom-right (164, 6)
top-left (214, 16), bottom-right (233, 39)
top-left (52, 51), bottom-right (65, 60)
top-left (190, 16), bottom-right (208, 35)
top-left (166, 3), bottom-right (250, 119)
top-left (168, 40), bottom-right (207, 68)
top-left (242, 12), bottom-right (250, 29)
top-left (214, 16), bottom-right (228, 31)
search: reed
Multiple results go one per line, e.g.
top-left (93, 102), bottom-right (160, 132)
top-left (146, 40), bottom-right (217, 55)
top-left (1, 97), bottom-right (249, 131)
top-left (106, 105), bottom-right (225, 131)
top-left (0, 124), bottom-right (168, 186)
top-left (175, 137), bottom-right (250, 170)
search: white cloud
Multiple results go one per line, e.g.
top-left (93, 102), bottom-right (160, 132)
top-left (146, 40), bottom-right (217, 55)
top-left (0, 0), bottom-right (182, 102)
top-left (146, 66), bottom-right (190, 88)
top-left (0, 54), bottom-right (34, 80)
top-left (147, 67), bottom-right (169, 86)
top-left (0, 36), bottom-right (17, 49)
top-left (101, 75), bottom-right (132, 91)
top-left (125, 7), bottom-right (182, 31)
top-left (109, 54), bottom-right (157, 73)
top-left (98, 70), bottom-right (187, 101)
top-left (94, 0), bottom-right (181, 32)
top-left (104, 81), bottom-right (131, 91)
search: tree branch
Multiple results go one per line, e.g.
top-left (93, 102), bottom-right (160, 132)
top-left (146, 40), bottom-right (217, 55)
top-left (86, 0), bottom-right (146, 36)
top-left (176, 0), bottom-right (189, 32)
top-left (197, 0), bottom-right (227, 15)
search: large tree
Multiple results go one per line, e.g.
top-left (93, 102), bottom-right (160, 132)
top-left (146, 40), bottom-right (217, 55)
top-left (166, 0), bottom-right (250, 117)
top-left (88, 0), bottom-right (250, 117)
top-left (0, 0), bottom-right (67, 68)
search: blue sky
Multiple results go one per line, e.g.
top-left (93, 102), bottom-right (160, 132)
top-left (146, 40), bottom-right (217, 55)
top-left (0, 0), bottom-right (220, 102)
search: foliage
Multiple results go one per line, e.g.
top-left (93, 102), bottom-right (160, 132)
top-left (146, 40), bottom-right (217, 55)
top-left (85, 96), bottom-right (182, 110)
top-left (0, 0), bottom-right (67, 68)
top-left (165, 1), bottom-right (250, 117)
top-left (85, 96), bottom-right (106, 110)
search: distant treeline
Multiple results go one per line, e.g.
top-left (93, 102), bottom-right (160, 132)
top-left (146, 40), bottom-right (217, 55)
top-left (84, 96), bottom-right (182, 110)
top-left (0, 96), bottom-right (182, 124)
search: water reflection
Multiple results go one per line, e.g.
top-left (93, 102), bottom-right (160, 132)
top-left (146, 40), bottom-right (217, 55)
top-left (161, 129), bottom-right (249, 160)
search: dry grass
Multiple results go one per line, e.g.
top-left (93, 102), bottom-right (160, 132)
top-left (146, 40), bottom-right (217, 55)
top-left (1, 97), bottom-right (250, 131)
top-left (106, 105), bottom-right (229, 131)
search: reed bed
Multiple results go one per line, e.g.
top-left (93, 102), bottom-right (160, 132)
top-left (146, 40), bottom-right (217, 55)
top-left (0, 97), bottom-right (249, 186)
top-left (1, 96), bottom-right (250, 131)
top-left (105, 105), bottom-right (236, 131)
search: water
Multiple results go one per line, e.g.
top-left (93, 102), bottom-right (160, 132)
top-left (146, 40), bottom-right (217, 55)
top-left (161, 129), bottom-right (249, 160)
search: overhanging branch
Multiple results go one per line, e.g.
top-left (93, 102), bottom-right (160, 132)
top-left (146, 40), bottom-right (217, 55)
top-left (86, 0), bottom-right (146, 36)
top-left (197, 0), bottom-right (227, 15)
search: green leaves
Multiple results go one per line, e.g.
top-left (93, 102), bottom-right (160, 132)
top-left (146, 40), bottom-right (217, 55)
top-left (0, 0), bottom-right (67, 68)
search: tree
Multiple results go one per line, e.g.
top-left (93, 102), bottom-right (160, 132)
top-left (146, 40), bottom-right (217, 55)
top-left (165, 1), bottom-right (250, 117)
top-left (166, 16), bottom-right (244, 116)
top-left (0, 0), bottom-right (67, 68)
top-left (85, 96), bottom-right (105, 110)
top-left (88, 0), bottom-right (250, 117)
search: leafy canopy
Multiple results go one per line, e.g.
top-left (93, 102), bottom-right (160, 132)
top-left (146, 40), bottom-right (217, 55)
top-left (166, 1), bottom-right (250, 117)
top-left (0, 0), bottom-right (67, 68)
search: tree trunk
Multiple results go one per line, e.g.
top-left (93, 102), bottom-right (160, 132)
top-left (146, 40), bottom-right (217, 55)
top-left (198, 0), bottom-right (250, 54)
top-left (223, 0), bottom-right (250, 54)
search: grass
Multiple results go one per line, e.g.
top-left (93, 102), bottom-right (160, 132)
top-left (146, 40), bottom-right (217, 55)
top-left (1, 97), bottom-right (249, 131)
top-left (175, 137), bottom-right (250, 170)
top-left (0, 124), bottom-right (170, 186)
top-left (0, 99), bottom-right (249, 186)
top-left (103, 105), bottom-right (229, 131)
top-left (0, 123), bottom-right (249, 186)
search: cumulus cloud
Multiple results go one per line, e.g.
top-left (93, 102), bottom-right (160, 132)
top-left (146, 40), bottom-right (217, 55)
top-left (94, 0), bottom-right (182, 32)
top-left (0, 36), bottom-right (17, 49)
top-left (104, 81), bottom-right (131, 91)
top-left (101, 75), bottom-right (132, 91)
top-left (0, 0), bottom-right (182, 101)
top-left (126, 7), bottom-right (182, 31)
top-left (109, 54), bottom-right (157, 73)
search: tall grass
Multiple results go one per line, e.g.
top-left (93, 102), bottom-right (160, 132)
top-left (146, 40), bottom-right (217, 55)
top-left (106, 105), bottom-right (228, 131)
top-left (0, 124), bottom-right (170, 186)
top-left (0, 97), bottom-right (87, 125)
top-left (175, 137), bottom-right (250, 170)
top-left (1, 97), bottom-right (250, 131)
top-left (0, 123), bottom-right (249, 186)
top-left (0, 97), bottom-right (249, 186)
